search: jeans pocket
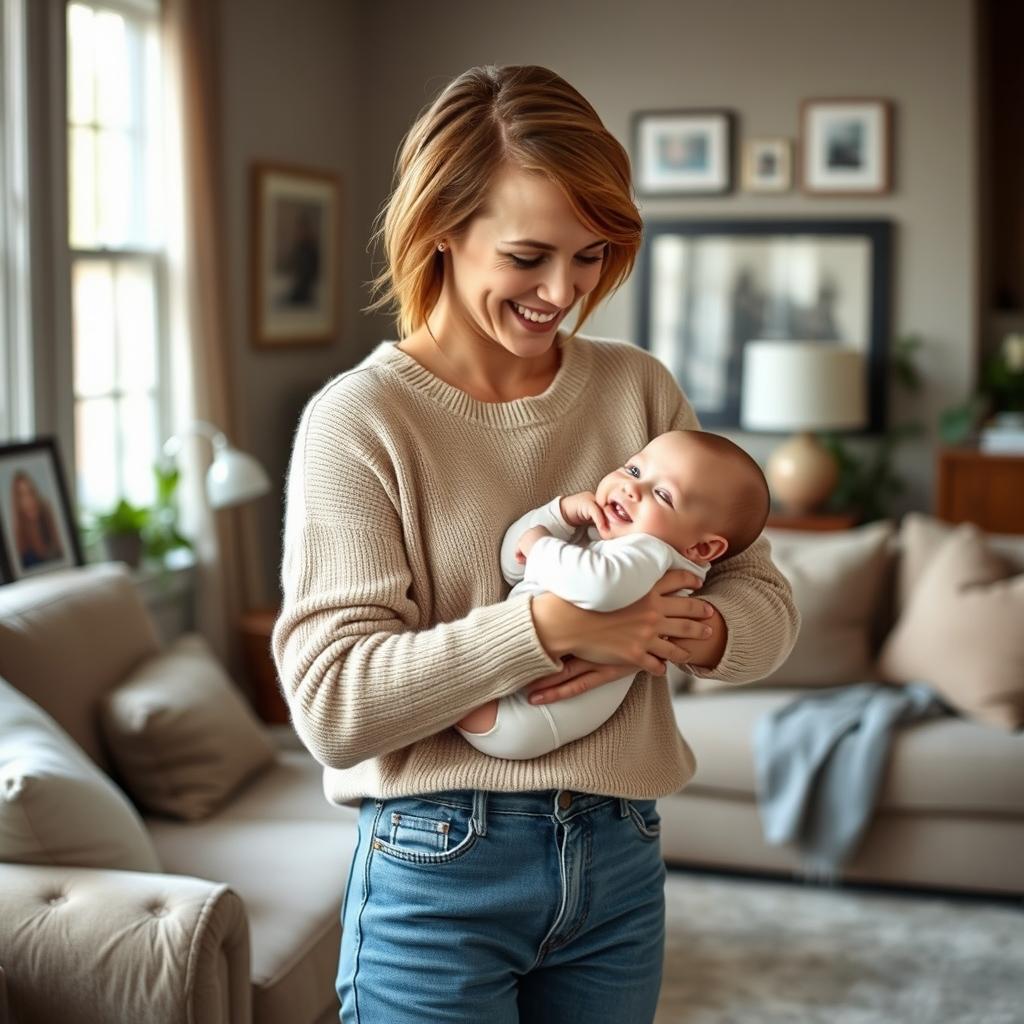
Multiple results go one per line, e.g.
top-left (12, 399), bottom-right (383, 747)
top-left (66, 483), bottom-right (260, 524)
top-left (372, 797), bottom-right (478, 864)
top-left (624, 798), bottom-right (662, 841)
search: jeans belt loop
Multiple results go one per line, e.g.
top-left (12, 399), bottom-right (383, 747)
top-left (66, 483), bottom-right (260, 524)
top-left (617, 797), bottom-right (630, 818)
top-left (471, 790), bottom-right (488, 836)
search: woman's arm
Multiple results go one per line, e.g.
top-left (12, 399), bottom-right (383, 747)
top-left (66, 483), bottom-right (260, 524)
top-left (272, 400), bottom-right (562, 771)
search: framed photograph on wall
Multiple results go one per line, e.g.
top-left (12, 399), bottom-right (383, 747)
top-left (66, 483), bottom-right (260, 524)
top-left (635, 219), bottom-right (893, 431)
top-left (251, 162), bottom-right (340, 347)
top-left (801, 99), bottom-right (893, 195)
top-left (632, 109), bottom-right (735, 196)
top-left (0, 438), bottom-right (84, 584)
top-left (742, 139), bottom-right (792, 193)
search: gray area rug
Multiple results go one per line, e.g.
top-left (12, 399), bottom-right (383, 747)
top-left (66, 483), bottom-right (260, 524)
top-left (657, 870), bottom-right (1023, 1023)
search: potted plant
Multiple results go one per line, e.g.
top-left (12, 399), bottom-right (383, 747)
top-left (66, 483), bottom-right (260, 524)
top-left (88, 498), bottom-right (150, 568)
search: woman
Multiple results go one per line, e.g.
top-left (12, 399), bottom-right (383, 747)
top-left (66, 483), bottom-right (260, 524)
top-left (11, 471), bottom-right (64, 570)
top-left (273, 65), bottom-right (798, 1023)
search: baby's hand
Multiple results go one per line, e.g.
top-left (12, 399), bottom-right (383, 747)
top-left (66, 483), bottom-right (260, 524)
top-left (559, 491), bottom-right (610, 537)
top-left (515, 526), bottom-right (551, 563)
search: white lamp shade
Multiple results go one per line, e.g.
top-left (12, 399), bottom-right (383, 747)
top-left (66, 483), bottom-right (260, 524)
top-left (206, 446), bottom-right (271, 509)
top-left (741, 340), bottom-right (867, 432)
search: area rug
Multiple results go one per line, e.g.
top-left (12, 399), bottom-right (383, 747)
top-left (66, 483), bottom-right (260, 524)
top-left (656, 869), bottom-right (1023, 1023)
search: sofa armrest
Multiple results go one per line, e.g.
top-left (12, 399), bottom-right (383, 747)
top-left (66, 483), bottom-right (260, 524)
top-left (0, 863), bottom-right (251, 1024)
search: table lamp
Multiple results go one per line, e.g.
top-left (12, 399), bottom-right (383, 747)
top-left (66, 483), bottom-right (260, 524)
top-left (741, 341), bottom-right (867, 515)
top-left (161, 421), bottom-right (270, 509)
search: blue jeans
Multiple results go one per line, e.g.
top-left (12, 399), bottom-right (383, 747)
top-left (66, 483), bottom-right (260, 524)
top-left (337, 788), bottom-right (666, 1023)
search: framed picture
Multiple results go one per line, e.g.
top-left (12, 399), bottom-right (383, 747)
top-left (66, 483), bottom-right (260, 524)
top-left (251, 162), bottom-right (340, 347)
top-left (0, 437), bottom-right (84, 584)
top-left (742, 139), bottom-right (792, 193)
top-left (632, 109), bottom-right (735, 197)
top-left (636, 219), bottom-right (893, 431)
top-left (801, 99), bottom-right (893, 195)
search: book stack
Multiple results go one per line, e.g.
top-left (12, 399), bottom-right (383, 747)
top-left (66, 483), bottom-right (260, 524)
top-left (979, 418), bottom-right (1024, 454)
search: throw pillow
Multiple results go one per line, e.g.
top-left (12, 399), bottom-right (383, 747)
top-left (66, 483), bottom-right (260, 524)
top-left (878, 524), bottom-right (1024, 730)
top-left (897, 512), bottom-right (1024, 614)
top-left (100, 633), bottom-right (277, 820)
top-left (0, 677), bottom-right (162, 871)
top-left (692, 520), bottom-right (895, 692)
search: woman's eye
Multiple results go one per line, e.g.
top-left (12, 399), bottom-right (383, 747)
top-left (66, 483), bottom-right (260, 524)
top-left (577, 254), bottom-right (604, 265)
top-left (506, 251), bottom-right (605, 269)
top-left (509, 255), bottom-right (542, 269)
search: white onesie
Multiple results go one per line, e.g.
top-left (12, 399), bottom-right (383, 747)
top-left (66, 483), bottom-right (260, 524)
top-left (455, 497), bottom-right (709, 759)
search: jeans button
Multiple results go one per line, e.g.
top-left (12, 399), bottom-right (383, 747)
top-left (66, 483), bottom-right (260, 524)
top-left (558, 791), bottom-right (573, 810)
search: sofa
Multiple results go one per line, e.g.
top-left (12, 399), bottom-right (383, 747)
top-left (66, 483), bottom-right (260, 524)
top-left (1, 515), bottom-right (1021, 1022)
top-left (0, 563), bottom-right (357, 1024)
top-left (661, 512), bottom-right (1024, 896)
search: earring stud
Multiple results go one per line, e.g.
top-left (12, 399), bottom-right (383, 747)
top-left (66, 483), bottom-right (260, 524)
top-left (437, 242), bottom-right (447, 252)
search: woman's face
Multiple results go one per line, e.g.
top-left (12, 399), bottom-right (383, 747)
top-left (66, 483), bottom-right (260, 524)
top-left (14, 476), bottom-right (39, 518)
top-left (443, 165), bottom-right (608, 359)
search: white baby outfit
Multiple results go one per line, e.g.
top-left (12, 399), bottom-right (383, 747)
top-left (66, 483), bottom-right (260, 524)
top-left (456, 497), bottom-right (709, 759)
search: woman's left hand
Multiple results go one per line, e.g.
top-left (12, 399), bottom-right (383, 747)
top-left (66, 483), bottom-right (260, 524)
top-left (525, 656), bottom-right (642, 704)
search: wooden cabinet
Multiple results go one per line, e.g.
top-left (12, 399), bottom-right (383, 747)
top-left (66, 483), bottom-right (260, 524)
top-left (936, 447), bottom-right (1024, 533)
top-left (766, 512), bottom-right (859, 532)
top-left (238, 607), bottom-right (289, 723)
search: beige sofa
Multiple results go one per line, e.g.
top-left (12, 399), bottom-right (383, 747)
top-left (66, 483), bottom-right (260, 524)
top-left (662, 513), bottom-right (1024, 896)
top-left (0, 564), bottom-right (357, 1024)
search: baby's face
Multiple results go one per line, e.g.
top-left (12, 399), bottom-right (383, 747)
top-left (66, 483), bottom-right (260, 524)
top-left (594, 433), bottom-right (728, 558)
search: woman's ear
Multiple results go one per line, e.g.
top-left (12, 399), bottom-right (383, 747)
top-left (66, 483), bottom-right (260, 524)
top-left (684, 534), bottom-right (729, 563)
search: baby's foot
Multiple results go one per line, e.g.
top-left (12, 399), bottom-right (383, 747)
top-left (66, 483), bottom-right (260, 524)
top-left (456, 700), bottom-right (498, 734)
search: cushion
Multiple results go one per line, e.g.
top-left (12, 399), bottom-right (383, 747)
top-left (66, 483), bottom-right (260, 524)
top-left (897, 512), bottom-right (1024, 613)
top-left (0, 676), bottom-right (162, 871)
top-left (878, 524), bottom-right (1024, 730)
top-left (0, 563), bottom-right (161, 771)
top-left (693, 520), bottom-right (895, 691)
top-left (100, 633), bottom-right (278, 820)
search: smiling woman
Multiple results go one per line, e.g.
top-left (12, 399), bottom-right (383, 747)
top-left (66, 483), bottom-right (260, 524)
top-left (272, 63), bottom-right (798, 1024)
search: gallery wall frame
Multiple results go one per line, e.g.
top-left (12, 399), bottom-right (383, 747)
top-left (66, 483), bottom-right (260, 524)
top-left (250, 162), bottom-right (341, 348)
top-left (635, 219), bottom-right (893, 432)
top-left (632, 109), bottom-right (736, 197)
top-left (0, 437), bottom-right (84, 584)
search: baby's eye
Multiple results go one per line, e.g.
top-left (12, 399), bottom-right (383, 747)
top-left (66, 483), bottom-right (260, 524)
top-left (625, 465), bottom-right (640, 478)
top-left (655, 489), bottom-right (673, 506)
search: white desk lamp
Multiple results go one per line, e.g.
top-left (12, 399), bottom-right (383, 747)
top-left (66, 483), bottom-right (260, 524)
top-left (161, 421), bottom-right (270, 509)
top-left (741, 341), bottom-right (867, 515)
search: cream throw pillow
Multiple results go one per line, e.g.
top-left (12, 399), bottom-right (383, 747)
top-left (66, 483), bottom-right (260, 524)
top-left (0, 677), bottom-right (162, 871)
top-left (693, 520), bottom-right (894, 692)
top-left (878, 524), bottom-right (1024, 730)
top-left (100, 633), bottom-right (277, 820)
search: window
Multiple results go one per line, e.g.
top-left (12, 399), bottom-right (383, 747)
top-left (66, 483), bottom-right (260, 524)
top-left (66, 0), bottom-right (166, 513)
top-left (0, 0), bottom-right (32, 441)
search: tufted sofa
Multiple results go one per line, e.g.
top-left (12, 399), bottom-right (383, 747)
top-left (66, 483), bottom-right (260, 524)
top-left (0, 563), bottom-right (357, 1024)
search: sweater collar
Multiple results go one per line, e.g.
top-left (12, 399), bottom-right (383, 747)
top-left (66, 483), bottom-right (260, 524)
top-left (371, 334), bottom-right (592, 427)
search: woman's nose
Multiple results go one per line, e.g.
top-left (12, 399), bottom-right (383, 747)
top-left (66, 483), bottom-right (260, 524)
top-left (537, 263), bottom-right (576, 309)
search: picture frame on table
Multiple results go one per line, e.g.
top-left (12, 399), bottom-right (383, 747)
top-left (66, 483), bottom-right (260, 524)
top-left (800, 99), bottom-right (893, 196)
top-left (632, 109), bottom-right (735, 197)
top-left (635, 218), bottom-right (892, 431)
top-left (250, 162), bottom-right (340, 348)
top-left (0, 437), bottom-right (84, 584)
top-left (742, 138), bottom-right (793, 193)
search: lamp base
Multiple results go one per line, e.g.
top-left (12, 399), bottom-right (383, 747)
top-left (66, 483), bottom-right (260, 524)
top-left (766, 432), bottom-right (838, 516)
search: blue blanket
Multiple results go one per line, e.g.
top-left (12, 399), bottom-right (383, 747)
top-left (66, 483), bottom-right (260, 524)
top-left (753, 682), bottom-right (949, 879)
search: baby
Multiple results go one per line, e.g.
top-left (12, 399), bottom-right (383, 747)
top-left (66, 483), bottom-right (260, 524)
top-left (455, 429), bottom-right (770, 759)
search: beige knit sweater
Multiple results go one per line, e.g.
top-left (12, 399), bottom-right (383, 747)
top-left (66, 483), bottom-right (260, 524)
top-left (272, 335), bottom-right (799, 802)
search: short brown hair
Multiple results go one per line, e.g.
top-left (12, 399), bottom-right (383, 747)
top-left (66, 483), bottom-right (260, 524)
top-left (365, 65), bottom-right (643, 339)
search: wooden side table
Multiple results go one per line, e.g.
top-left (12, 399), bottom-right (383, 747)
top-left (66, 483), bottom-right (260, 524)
top-left (936, 446), bottom-right (1024, 533)
top-left (238, 607), bottom-right (289, 724)
top-left (766, 512), bottom-right (859, 532)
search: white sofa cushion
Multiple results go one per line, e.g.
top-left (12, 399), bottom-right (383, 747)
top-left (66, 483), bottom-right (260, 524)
top-left (100, 633), bottom-right (277, 820)
top-left (879, 524), bottom-right (1024, 730)
top-left (0, 677), bottom-right (162, 871)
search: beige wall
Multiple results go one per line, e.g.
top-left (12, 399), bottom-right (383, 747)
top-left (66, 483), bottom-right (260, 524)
top-left (219, 0), bottom-right (977, 602)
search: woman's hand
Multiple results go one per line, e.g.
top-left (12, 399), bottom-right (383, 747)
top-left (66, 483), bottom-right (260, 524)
top-left (531, 568), bottom-right (715, 679)
top-left (524, 657), bottom-right (633, 705)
